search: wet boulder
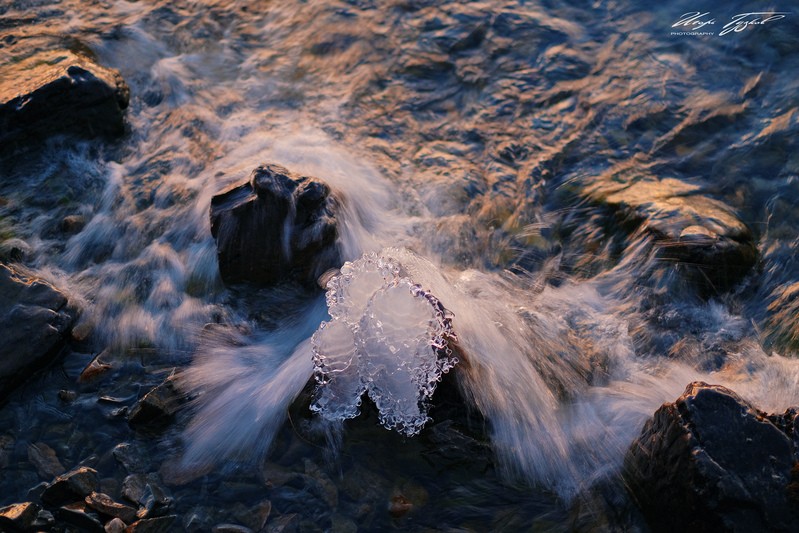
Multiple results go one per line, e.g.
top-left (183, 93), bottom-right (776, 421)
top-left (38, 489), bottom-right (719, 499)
top-left (0, 502), bottom-right (40, 532)
top-left (581, 171), bottom-right (757, 295)
top-left (623, 381), bottom-right (798, 532)
top-left (0, 264), bottom-right (77, 400)
top-left (210, 163), bottom-right (340, 287)
top-left (0, 49), bottom-right (130, 152)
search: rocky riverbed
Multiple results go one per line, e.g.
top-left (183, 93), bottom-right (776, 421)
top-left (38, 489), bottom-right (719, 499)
top-left (1, 0), bottom-right (798, 531)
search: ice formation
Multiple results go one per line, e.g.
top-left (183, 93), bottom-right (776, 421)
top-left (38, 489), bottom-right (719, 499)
top-left (311, 250), bottom-right (457, 436)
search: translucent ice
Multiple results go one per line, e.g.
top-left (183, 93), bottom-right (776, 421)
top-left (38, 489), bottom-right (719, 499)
top-left (311, 250), bottom-right (457, 436)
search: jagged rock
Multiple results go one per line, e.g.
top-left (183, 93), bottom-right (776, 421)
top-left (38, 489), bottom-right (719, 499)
top-left (624, 381), bottom-right (797, 532)
top-left (56, 502), bottom-right (104, 533)
top-left (210, 163), bottom-right (340, 287)
top-left (41, 466), bottom-right (99, 506)
top-left (124, 515), bottom-right (176, 533)
top-left (85, 492), bottom-right (137, 524)
top-left (580, 172), bottom-right (757, 295)
top-left (0, 49), bottom-right (129, 153)
top-left (0, 263), bottom-right (77, 400)
top-left (128, 379), bottom-right (182, 427)
top-left (0, 502), bottom-right (40, 531)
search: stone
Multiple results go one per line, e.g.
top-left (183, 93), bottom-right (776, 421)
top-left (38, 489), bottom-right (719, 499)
top-left (624, 381), bottom-right (796, 532)
top-left (265, 514), bottom-right (300, 533)
top-left (0, 238), bottom-right (32, 263)
top-left (136, 481), bottom-right (173, 519)
top-left (121, 474), bottom-right (147, 504)
top-left (78, 351), bottom-right (113, 383)
top-left (106, 517), bottom-right (127, 533)
top-left (580, 173), bottom-right (757, 296)
top-left (0, 263), bottom-right (77, 399)
top-left (0, 49), bottom-right (129, 153)
top-left (124, 515), bottom-right (176, 533)
top-left (85, 492), bottom-right (138, 524)
top-left (128, 379), bottom-right (182, 427)
top-left (27, 441), bottom-right (65, 479)
top-left (57, 502), bottom-right (104, 533)
top-left (210, 163), bottom-right (340, 287)
top-left (41, 466), bottom-right (99, 506)
top-left (0, 502), bottom-right (40, 531)
top-left (212, 525), bottom-right (254, 533)
top-left (113, 443), bottom-right (149, 474)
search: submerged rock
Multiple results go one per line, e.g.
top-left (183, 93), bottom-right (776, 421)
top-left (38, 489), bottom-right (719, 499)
top-left (0, 49), bottom-right (129, 152)
top-left (0, 263), bottom-right (77, 400)
top-left (210, 163), bottom-right (340, 288)
top-left (624, 381), bottom-right (797, 532)
top-left (580, 171), bottom-right (757, 295)
top-left (128, 379), bottom-right (183, 428)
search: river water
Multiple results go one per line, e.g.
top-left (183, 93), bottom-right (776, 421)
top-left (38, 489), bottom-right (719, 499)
top-left (1, 0), bottom-right (798, 530)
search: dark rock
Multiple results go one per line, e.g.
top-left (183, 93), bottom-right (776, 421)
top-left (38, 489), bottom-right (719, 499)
top-left (212, 524), bottom-right (254, 533)
top-left (265, 514), bottom-right (300, 533)
top-left (85, 492), bottom-right (138, 524)
top-left (0, 502), bottom-right (40, 532)
top-left (56, 502), bottom-right (104, 533)
top-left (0, 263), bottom-right (77, 399)
top-left (581, 173), bottom-right (757, 295)
top-left (0, 238), bottom-right (32, 263)
top-left (31, 508), bottom-right (55, 529)
top-left (61, 215), bottom-right (87, 234)
top-left (136, 481), bottom-right (173, 519)
top-left (105, 517), bottom-right (127, 533)
top-left (0, 49), bottom-right (129, 153)
top-left (41, 466), bottom-right (99, 506)
top-left (124, 514), bottom-right (176, 533)
top-left (624, 381), bottom-right (797, 532)
top-left (128, 378), bottom-right (182, 427)
top-left (113, 443), bottom-right (149, 474)
top-left (58, 389), bottom-right (78, 402)
top-left (209, 163), bottom-right (340, 288)
top-left (27, 441), bottom-right (65, 479)
top-left (120, 474), bottom-right (147, 504)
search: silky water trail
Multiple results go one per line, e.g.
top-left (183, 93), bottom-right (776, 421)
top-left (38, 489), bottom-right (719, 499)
top-left (3, 1), bottom-right (799, 526)
top-left (12, 100), bottom-right (799, 514)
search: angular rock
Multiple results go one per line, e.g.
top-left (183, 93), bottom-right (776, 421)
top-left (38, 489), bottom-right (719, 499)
top-left (41, 466), bottom-right (99, 506)
top-left (0, 263), bottom-right (77, 399)
top-left (0, 49), bottom-right (129, 152)
top-left (624, 381), bottom-right (796, 532)
top-left (124, 515), bottom-right (176, 533)
top-left (581, 172), bottom-right (757, 295)
top-left (57, 502), bottom-right (104, 533)
top-left (0, 502), bottom-right (40, 532)
top-left (85, 492), bottom-right (137, 524)
top-left (210, 163), bottom-right (340, 287)
top-left (128, 379), bottom-right (182, 427)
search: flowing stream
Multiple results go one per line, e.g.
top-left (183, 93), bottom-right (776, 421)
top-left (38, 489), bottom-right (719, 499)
top-left (1, 0), bottom-right (798, 530)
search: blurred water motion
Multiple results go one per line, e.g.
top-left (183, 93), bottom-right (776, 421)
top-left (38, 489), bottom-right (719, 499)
top-left (0, 0), bottom-right (797, 529)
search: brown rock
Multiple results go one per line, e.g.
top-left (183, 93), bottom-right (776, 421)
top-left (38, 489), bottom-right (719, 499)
top-left (0, 502), bottom-right (40, 531)
top-left (41, 466), bottom-right (99, 506)
top-left (85, 492), bottom-right (137, 524)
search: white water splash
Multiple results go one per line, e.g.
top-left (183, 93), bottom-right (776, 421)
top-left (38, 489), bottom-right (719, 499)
top-left (311, 251), bottom-right (457, 436)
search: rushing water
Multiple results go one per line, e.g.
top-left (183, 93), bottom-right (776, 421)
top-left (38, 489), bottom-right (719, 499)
top-left (1, 0), bottom-right (798, 530)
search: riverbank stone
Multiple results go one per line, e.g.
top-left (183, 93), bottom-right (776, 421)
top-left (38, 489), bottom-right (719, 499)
top-left (210, 163), bottom-right (340, 288)
top-left (0, 263), bottom-right (77, 400)
top-left (623, 381), bottom-right (797, 532)
top-left (0, 49), bottom-right (129, 153)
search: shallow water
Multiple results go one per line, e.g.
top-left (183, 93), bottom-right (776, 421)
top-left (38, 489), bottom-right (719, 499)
top-left (1, 0), bottom-right (798, 530)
